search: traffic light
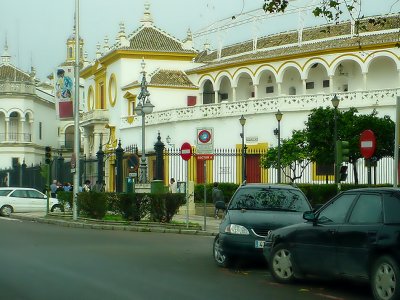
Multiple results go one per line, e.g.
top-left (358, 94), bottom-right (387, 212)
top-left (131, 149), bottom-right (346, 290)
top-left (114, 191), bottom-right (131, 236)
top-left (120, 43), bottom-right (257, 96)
top-left (45, 146), bottom-right (52, 164)
top-left (339, 165), bottom-right (348, 182)
top-left (336, 140), bottom-right (350, 165)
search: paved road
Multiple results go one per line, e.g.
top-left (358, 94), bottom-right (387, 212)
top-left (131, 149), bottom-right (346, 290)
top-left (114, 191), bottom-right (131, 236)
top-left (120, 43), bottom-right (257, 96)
top-left (0, 217), bottom-right (373, 300)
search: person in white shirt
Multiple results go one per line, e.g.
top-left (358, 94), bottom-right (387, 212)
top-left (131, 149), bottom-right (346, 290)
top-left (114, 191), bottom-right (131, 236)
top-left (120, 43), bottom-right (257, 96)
top-left (169, 178), bottom-right (177, 193)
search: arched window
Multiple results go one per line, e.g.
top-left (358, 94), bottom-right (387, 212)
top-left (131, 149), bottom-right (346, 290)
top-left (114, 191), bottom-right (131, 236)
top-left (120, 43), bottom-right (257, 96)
top-left (65, 126), bottom-right (74, 148)
top-left (289, 86), bottom-right (297, 95)
top-left (9, 112), bottom-right (19, 141)
top-left (203, 80), bottom-right (215, 104)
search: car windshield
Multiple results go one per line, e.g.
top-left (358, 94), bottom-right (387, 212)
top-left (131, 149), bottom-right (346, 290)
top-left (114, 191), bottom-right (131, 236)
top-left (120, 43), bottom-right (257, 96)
top-left (228, 187), bottom-right (310, 212)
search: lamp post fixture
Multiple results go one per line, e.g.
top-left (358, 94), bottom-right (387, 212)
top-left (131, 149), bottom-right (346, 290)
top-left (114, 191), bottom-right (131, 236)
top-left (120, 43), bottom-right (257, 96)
top-left (239, 115), bottom-right (246, 183)
top-left (275, 110), bottom-right (283, 183)
top-left (166, 135), bottom-right (175, 148)
top-left (331, 94), bottom-right (340, 184)
top-left (136, 58), bottom-right (154, 183)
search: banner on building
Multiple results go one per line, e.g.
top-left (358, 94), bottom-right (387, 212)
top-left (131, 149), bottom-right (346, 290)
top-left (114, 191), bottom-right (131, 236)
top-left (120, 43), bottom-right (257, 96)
top-left (55, 66), bottom-right (74, 118)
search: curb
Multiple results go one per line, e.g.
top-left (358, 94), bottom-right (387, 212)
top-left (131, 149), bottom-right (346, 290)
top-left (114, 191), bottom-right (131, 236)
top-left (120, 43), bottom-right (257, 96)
top-left (10, 214), bottom-right (218, 237)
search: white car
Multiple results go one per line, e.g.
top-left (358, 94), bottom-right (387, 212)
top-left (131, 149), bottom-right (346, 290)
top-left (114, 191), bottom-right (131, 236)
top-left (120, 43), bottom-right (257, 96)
top-left (0, 187), bottom-right (63, 217)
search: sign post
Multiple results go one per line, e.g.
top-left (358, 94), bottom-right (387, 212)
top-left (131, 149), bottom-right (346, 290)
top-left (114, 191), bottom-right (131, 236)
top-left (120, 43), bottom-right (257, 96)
top-left (360, 130), bottom-right (376, 186)
top-left (180, 142), bottom-right (192, 228)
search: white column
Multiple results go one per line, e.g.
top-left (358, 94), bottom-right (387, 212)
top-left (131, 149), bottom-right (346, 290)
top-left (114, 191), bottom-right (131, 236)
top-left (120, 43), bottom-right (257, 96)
top-left (93, 130), bottom-right (101, 158)
top-left (83, 128), bottom-right (90, 158)
top-left (277, 82), bottom-right (282, 95)
top-left (329, 75), bottom-right (334, 93)
top-left (253, 84), bottom-right (259, 99)
top-left (198, 92), bottom-right (203, 105)
top-left (5, 118), bottom-right (9, 141)
top-left (362, 72), bottom-right (367, 90)
top-left (302, 79), bottom-right (307, 95)
top-left (214, 90), bottom-right (219, 103)
top-left (232, 87), bottom-right (237, 102)
top-left (20, 120), bottom-right (24, 142)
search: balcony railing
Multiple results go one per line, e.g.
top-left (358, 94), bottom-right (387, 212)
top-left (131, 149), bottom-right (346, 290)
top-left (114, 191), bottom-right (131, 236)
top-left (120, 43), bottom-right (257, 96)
top-left (121, 88), bottom-right (398, 128)
top-left (0, 133), bottom-right (32, 143)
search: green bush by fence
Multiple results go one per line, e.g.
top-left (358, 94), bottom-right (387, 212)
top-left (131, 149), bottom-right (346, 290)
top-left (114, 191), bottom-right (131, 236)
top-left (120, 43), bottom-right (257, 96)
top-left (75, 192), bottom-right (185, 222)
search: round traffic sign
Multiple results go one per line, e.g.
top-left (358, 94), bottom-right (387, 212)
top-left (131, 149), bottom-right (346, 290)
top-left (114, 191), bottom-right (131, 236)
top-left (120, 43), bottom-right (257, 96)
top-left (359, 130), bottom-right (376, 159)
top-left (180, 142), bottom-right (192, 161)
top-left (198, 129), bottom-right (211, 143)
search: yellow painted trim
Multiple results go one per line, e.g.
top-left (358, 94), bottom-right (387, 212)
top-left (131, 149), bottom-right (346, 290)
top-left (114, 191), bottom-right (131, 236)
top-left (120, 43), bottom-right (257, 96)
top-left (276, 61), bottom-right (304, 73)
top-left (215, 70), bottom-right (233, 80)
top-left (253, 64), bottom-right (279, 75)
top-left (187, 42), bottom-right (400, 75)
top-left (197, 74), bottom-right (216, 85)
top-left (311, 162), bottom-right (335, 181)
top-left (232, 66), bottom-right (255, 78)
top-left (148, 85), bottom-right (198, 90)
top-left (108, 73), bottom-right (117, 107)
top-left (99, 50), bottom-right (197, 68)
top-left (164, 150), bottom-right (170, 186)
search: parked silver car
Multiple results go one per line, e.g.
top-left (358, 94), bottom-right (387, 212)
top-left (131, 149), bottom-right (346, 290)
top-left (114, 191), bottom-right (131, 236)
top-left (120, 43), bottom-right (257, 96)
top-left (0, 187), bottom-right (63, 216)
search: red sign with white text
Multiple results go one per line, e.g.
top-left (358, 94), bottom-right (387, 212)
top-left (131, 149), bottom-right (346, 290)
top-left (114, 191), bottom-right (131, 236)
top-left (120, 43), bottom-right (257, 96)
top-left (360, 130), bottom-right (376, 159)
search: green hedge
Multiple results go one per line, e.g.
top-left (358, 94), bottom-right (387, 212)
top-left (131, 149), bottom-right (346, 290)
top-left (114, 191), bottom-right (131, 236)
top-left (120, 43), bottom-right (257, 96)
top-left (56, 191), bottom-right (73, 209)
top-left (194, 183), bottom-right (394, 208)
top-left (76, 192), bottom-right (185, 222)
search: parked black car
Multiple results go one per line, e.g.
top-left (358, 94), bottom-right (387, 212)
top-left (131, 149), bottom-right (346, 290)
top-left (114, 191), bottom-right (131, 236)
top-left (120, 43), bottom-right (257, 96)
top-left (264, 187), bottom-right (400, 300)
top-left (213, 183), bottom-right (312, 267)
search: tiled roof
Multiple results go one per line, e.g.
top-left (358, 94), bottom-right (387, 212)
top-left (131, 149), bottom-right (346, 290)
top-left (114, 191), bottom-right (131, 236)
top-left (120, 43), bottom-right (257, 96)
top-left (0, 65), bottom-right (31, 82)
top-left (149, 70), bottom-right (197, 88)
top-left (193, 14), bottom-right (400, 68)
top-left (126, 25), bottom-right (197, 54)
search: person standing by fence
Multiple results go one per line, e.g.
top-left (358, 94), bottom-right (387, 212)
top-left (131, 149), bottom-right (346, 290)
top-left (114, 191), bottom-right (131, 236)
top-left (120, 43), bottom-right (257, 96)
top-left (212, 182), bottom-right (225, 219)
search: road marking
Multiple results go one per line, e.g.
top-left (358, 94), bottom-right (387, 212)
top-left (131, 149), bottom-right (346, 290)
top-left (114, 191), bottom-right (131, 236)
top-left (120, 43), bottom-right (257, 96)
top-left (0, 217), bottom-right (22, 222)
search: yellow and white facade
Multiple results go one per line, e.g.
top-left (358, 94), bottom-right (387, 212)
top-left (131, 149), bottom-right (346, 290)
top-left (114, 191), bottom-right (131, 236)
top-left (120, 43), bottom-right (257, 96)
top-left (80, 4), bottom-right (399, 188)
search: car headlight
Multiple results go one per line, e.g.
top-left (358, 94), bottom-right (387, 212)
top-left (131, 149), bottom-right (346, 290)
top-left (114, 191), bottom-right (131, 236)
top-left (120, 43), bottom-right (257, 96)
top-left (224, 224), bottom-right (250, 235)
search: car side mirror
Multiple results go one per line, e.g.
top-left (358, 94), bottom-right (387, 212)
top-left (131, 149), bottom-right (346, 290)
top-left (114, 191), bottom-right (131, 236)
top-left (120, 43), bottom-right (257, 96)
top-left (303, 211), bottom-right (316, 222)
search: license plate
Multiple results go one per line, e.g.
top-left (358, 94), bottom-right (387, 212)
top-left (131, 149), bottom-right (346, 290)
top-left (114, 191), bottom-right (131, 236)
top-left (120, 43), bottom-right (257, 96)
top-left (255, 240), bottom-right (265, 248)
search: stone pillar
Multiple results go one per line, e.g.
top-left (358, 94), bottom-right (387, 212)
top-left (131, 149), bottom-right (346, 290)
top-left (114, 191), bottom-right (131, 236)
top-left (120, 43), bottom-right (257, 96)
top-left (5, 118), bottom-right (9, 141)
top-left (82, 128), bottom-right (90, 157)
top-left (93, 130), bottom-right (101, 159)
top-left (214, 90), bottom-right (219, 103)
top-left (277, 82), bottom-right (282, 95)
top-left (232, 87), bottom-right (237, 101)
top-left (329, 75), bottom-right (334, 93)
top-left (362, 72), bottom-right (367, 90)
top-left (115, 140), bottom-right (124, 193)
top-left (253, 84), bottom-right (259, 99)
top-left (154, 132), bottom-right (165, 181)
top-left (20, 120), bottom-right (24, 142)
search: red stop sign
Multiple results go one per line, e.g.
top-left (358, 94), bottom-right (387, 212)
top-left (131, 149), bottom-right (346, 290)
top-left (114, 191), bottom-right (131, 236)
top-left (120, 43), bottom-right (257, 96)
top-left (180, 142), bottom-right (192, 161)
top-left (359, 130), bottom-right (376, 159)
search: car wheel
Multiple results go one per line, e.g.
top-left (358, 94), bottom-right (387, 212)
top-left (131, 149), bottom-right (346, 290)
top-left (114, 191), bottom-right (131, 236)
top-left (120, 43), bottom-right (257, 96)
top-left (371, 255), bottom-right (400, 300)
top-left (50, 204), bottom-right (64, 213)
top-left (0, 205), bottom-right (13, 217)
top-left (213, 234), bottom-right (233, 268)
top-left (270, 243), bottom-right (295, 283)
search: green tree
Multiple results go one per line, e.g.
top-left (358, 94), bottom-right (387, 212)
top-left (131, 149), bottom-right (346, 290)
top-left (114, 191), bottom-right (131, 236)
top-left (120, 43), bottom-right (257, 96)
top-left (305, 107), bottom-right (395, 184)
top-left (260, 130), bottom-right (313, 183)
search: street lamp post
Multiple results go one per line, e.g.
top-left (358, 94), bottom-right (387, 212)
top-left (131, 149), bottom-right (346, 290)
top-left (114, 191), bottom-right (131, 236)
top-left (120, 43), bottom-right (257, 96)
top-left (239, 115), bottom-right (246, 183)
top-left (136, 59), bottom-right (154, 183)
top-left (275, 110), bottom-right (283, 183)
top-left (331, 94), bottom-right (340, 184)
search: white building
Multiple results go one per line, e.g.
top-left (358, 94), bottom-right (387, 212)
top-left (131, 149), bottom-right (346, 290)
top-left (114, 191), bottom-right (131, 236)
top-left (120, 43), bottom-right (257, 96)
top-left (0, 42), bottom-right (58, 172)
top-left (80, 4), bottom-right (399, 189)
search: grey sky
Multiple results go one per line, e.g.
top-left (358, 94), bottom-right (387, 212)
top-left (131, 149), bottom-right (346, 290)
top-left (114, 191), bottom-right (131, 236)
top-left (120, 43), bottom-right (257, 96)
top-left (0, 0), bottom-right (396, 81)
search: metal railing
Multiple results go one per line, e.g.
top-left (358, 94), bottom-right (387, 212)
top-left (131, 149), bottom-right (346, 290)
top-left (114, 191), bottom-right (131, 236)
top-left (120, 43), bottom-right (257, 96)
top-left (0, 133), bottom-right (32, 142)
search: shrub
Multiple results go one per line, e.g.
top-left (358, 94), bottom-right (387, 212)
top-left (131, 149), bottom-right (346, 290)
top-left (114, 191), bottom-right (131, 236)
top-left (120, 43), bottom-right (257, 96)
top-left (118, 193), bottom-right (141, 221)
top-left (77, 191), bottom-right (107, 219)
top-left (56, 191), bottom-right (73, 209)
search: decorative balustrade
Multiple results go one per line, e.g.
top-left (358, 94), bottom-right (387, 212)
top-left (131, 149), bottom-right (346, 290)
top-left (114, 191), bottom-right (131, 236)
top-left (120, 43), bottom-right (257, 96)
top-left (0, 82), bottom-right (36, 95)
top-left (121, 88), bottom-right (398, 128)
top-left (0, 133), bottom-right (32, 143)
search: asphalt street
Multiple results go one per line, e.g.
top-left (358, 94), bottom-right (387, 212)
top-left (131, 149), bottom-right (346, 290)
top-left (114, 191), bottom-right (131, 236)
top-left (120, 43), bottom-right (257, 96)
top-left (0, 216), bottom-right (373, 300)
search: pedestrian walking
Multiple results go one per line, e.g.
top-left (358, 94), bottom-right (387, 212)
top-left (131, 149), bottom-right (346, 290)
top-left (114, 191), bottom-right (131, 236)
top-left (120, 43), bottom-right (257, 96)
top-left (212, 182), bottom-right (225, 219)
top-left (50, 180), bottom-right (58, 198)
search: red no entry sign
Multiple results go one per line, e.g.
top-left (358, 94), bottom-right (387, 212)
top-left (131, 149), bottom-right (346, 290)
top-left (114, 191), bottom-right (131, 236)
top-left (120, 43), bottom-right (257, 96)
top-left (360, 130), bottom-right (376, 159)
top-left (180, 142), bottom-right (192, 161)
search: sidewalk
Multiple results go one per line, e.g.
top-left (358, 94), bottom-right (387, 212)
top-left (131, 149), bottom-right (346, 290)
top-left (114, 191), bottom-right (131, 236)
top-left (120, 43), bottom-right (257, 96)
top-left (10, 212), bottom-right (221, 236)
